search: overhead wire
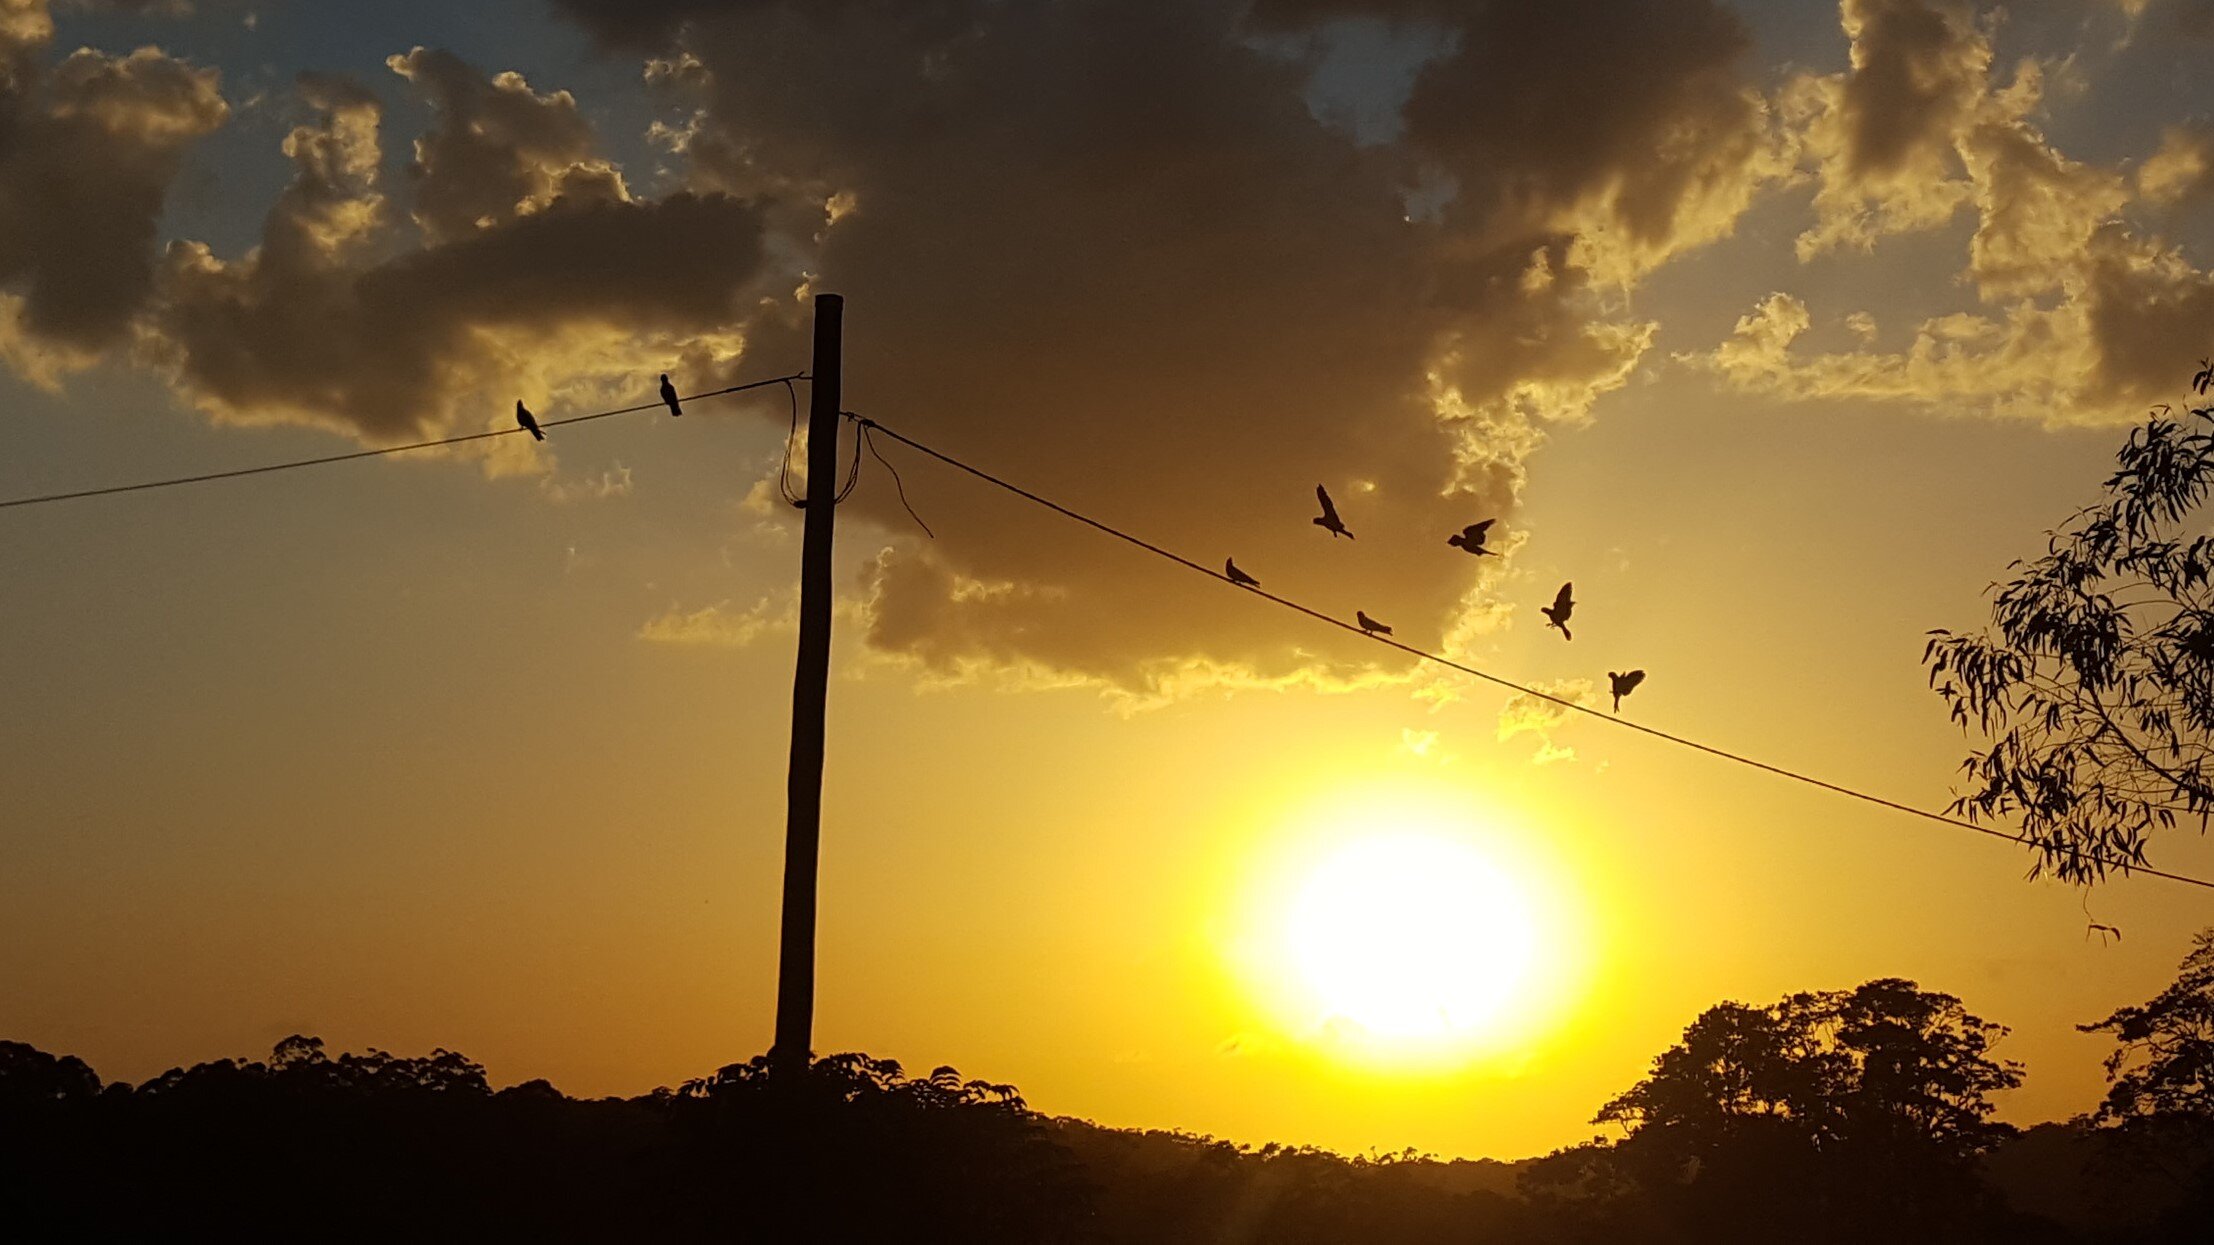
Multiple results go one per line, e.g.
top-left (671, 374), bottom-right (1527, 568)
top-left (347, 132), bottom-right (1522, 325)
top-left (849, 412), bottom-right (2214, 894)
top-left (849, 415), bottom-right (934, 537)
top-left (8, 374), bottom-right (2207, 890)
top-left (830, 410), bottom-right (865, 505)
top-left (0, 372), bottom-right (809, 511)
top-left (776, 377), bottom-right (805, 507)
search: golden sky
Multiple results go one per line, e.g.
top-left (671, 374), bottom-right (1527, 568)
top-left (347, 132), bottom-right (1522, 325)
top-left (7, 0), bottom-right (2214, 1161)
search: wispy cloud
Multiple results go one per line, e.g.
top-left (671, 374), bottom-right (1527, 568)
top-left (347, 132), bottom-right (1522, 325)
top-left (1497, 679), bottom-right (1597, 765)
top-left (637, 598), bottom-right (791, 649)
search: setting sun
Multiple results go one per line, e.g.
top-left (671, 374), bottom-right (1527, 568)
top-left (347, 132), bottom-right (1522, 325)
top-left (1284, 833), bottom-right (1539, 1042)
top-left (20, 0), bottom-right (2214, 1236)
top-left (1233, 786), bottom-right (1581, 1069)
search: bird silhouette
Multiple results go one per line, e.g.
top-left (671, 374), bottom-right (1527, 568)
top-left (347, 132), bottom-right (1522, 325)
top-left (1226, 558), bottom-right (1261, 588)
top-left (659, 374), bottom-right (682, 417)
top-left (2087, 922), bottom-right (2123, 945)
top-left (1608, 669), bottom-right (1646, 713)
top-left (516, 400), bottom-right (544, 442)
top-left (1356, 610), bottom-right (1392, 636)
top-left (1448, 520), bottom-right (1496, 555)
top-left (1313, 486), bottom-right (1353, 540)
top-left (1542, 582), bottom-right (1575, 640)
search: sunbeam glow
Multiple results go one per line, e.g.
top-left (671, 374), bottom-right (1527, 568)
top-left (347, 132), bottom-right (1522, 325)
top-left (1236, 785), bottom-right (1583, 1070)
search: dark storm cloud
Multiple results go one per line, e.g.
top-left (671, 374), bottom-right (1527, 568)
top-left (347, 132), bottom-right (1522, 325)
top-left (2082, 246), bottom-right (2214, 405)
top-left (386, 46), bottom-right (611, 243)
top-left (1835, 0), bottom-right (1988, 181)
top-left (1368, 0), bottom-right (1769, 263)
top-left (578, 0), bottom-right (1777, 693)
top-left (0, 15), bottom-right (780, 434)
top-left (0, 0), bottom-right (226, 354)
top-left (39, 0), bottom-right (2171, 692)
top-left (148, 63), bottom-right (769, 440)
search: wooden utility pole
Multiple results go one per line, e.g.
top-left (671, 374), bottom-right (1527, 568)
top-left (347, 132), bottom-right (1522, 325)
top-left (772, 292), bottom-right (842, 1075)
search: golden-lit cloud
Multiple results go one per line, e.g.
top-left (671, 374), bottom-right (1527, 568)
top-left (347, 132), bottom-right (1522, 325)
top-left (537, 462), bottom-right (633, 503)
top-left (2138, 122), bottom-right (2214, 205)
top-left (1688, 0), bottom-right (2213, 424)
top-left (0, 8), bottom-right (779, 444)
top-left (0, 292), bottom-right (97, 389)
top-left (143, 56), bottom-right (772, 441)
top-left (637, 598), bottom-right (792, 648)
top-left (1693, 225), bottom-right (2214, 423)
top-left (1290, 0), bottom-right (1796, 284)
top-left (1959, 89), bottom-right (2128, 300)
top-left (1790, 0), bottom-right (1993, 257)
top-left (1398, 728), bottom-right (1442, 760)
top-left (1692, 289), bottom-right (2090, 418)
top-left (1496, 679), bottom-right (1596, 766)
top-left (0, 0), bottom-right (1805, 696)
top-left (385, 46), bottom-right (623, 244)
top-left (11, 0), bottom-right (2213, 693)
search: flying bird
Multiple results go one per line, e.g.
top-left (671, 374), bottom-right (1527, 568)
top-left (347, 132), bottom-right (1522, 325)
top-left (1226, 558), bottom-right (1261, 588)
top-left (1448, 520), bottom-right (1497, 555)
top-left (659, 373), bottom-right (682, 417)
top-left (2087, 922), bottom-right (2123, 945)
top-left (1356, 610), bottom-right (1392, 637)
top-left (1542, 582), bottom-right (1575, 640)
top-left (1608, 669), bottom-right (1646, 714)
top-left (1313, 486), bottom-right (1353, 540)
top-left (516, 400), bottom-right (544, 442)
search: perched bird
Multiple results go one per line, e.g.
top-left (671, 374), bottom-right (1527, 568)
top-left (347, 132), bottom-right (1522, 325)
top-left (1356, 610), bottom-right (1392, 637)
top-left (516, 400), bottom-right (544, 442)
top-left (1608, 669), bottom-right (1646, 713)
top-left (1448, 520), bottom-right (1497, 555)
top-left (659, 373), bottom-right (682, 417)
top-left (1542, 582), bottom-right (1575, 640)
top-left (1313, 485), bottom-right (1353, 540)
top-left (1226, 558), bottom-right (1261, 588)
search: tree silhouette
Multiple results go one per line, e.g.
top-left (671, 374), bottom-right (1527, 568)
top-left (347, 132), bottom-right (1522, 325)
top-left (0, 1036), bottom-right (1093, 1241)
top-left (0, 1012), bottom-right (2174, 1241)
top-left (2080, 927), bottom-right (2214, 1125)
top-left (1596, 980), bottom-right (2020, 1160)
top-left (0, 1042), bottom-right (99, 1107)
top-left (1926, 369), bottom-right (2214, 882)
top-left (1580, 979), bottom-right (2023, 1242)
top-left (2075, 927), bottom-right (2214, 1241)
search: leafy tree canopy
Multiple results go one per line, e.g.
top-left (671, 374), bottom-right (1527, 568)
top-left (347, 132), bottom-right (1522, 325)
top-left (2081, 927), bottom-right (2214, 1125)
top-left (1596, 978), bottom-right (2022, 1165)
top-left (1927, 370), bottom-right (2214, 882)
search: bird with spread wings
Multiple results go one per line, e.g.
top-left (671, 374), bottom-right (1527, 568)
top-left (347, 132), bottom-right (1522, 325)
top-left (1542, 582), bottom-right (1575, 641)
top-left (1448, 520), bottom-right (1496, 556)
top-left (1313, 485), bottom-right (1353, 540)
top-left (1609, 669), bottom-right (1646, 713)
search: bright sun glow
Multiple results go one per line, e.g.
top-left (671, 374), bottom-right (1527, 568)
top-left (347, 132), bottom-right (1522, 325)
top-left (1236, 786), bottom-right (1576, 1068)
top-left (1286, 834), bottom-right (1538, 1042)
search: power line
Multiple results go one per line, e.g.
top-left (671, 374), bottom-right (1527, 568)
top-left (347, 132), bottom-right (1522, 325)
top-left (853, 416), bottom-right (934, 538)
top-left (0, 373), bottom-right (808, 511)
top-left (849, 413), bottom-right (2214, 894)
